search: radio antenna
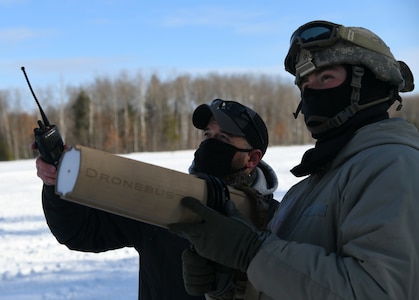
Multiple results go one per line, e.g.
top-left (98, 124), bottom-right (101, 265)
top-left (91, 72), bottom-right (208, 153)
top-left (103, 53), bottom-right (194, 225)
top-left (21, 66), bottom-right (51, 126)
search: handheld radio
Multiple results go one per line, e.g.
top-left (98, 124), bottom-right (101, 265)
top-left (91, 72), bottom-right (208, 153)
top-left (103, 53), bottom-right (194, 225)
top-left (21, 66), bottom-right (64, 166)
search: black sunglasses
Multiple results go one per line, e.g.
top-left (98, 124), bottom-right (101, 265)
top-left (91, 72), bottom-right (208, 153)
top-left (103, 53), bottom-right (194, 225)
top-left (210, 99), bottom-right (265, 148)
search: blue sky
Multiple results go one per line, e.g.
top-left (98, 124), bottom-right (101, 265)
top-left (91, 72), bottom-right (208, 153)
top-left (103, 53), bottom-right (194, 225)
top-left (1, 0), bottom-right (418, 109)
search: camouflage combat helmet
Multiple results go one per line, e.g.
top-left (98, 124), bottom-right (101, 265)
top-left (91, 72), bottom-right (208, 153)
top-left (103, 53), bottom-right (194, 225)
top-left (284, 20), bottom-right (414, 135)
top-left (285, 20), bottom-right (413, 92)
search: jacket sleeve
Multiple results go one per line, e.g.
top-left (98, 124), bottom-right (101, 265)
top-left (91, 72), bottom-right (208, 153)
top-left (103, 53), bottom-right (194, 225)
top-left (246, 146), bottom-right (419, 300)
top-left (42, 184), bottom-right (143, 251)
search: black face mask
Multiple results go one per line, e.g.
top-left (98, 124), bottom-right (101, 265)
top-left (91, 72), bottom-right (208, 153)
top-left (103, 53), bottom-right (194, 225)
top-left (193, 139), bottom-right (250, 177)
top-left (301, 71), bottom-right (352, 139)
top-left (301, 66), bottom-right (392, 140)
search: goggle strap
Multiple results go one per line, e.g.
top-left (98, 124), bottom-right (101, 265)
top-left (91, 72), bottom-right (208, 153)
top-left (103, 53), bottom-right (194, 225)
top-left (338, 26), bottom-right (393, 59)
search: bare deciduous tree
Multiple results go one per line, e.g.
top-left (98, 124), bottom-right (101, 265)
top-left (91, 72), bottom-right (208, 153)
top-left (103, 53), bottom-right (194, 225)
top-left (2, 71), bottom-right (417, 161)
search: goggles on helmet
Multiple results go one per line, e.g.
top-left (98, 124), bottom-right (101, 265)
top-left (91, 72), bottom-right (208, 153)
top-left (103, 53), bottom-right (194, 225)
top-left (285, 20), bottom-right (394, 76)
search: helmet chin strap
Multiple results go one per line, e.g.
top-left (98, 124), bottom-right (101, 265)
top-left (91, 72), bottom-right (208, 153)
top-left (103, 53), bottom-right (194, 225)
top-left (305, 66), bottom-right (364, 134)
top-left (295, 66), bottom-right (400, 136)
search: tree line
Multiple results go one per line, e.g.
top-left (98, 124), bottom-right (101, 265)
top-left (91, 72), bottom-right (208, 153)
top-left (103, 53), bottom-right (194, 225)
top-left (0, 71), bottom-right (417, 161)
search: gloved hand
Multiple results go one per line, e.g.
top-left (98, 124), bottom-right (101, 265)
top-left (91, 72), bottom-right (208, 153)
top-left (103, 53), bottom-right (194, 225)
top-left (169, 197), bottom-right (270, 272)
top-left (182, 247), bottom-right (234, 297)
top-left (194, 172), bottom-right (230, 213)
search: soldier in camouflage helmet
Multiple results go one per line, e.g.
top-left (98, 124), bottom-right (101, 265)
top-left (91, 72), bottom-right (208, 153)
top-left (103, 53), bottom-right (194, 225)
top-left (169, 20), bottom-right (419, 300)
top-left (284, 21), bottom-right (414, 144)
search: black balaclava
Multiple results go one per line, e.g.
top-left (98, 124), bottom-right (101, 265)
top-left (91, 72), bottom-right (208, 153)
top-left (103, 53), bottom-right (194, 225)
top-left (291, 65), bottom-right (393, 177)
top-left (301, 65), bottom-right (353, 140)
top-left (192, 138), bottom-right (250, 177)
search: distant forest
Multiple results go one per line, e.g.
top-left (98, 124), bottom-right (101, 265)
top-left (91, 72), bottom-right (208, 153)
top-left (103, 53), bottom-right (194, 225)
top-left (0, 71), bottom-right (418, 161)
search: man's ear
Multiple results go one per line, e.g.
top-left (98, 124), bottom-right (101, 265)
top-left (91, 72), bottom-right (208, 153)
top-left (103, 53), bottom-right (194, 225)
top-left (247, 149), bottom-right (263, 168)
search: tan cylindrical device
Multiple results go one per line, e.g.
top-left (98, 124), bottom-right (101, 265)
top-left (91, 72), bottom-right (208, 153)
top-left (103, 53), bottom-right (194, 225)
top-left (55, 145), bottom-right (256, 228)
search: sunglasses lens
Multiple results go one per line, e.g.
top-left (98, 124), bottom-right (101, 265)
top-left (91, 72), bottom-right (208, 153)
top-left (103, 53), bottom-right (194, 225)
top-left (211, 99), bottom-right (223, 108)
top-left (286, 22), bottom-right (338, 74)
top-left (290, 23), bottom-right (335, 47)
top-left (210, 100), bottom-right (264, 147)
top-left (211, 100), bottom-right (250, 116)
top-left (301, 27), bottom-right (332, 43)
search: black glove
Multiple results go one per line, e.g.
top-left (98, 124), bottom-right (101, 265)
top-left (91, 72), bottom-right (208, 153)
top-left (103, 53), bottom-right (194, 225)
top-left (182, 247), bottom-right (234, 297)
top-left (169, 197), bottom-right (269, 272)
top-left (194, 172), bottom-right (230, 213)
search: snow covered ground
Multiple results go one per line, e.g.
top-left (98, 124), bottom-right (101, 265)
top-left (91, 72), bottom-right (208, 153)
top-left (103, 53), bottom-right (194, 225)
top-left (0, 145), bottom-right (312, 299)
